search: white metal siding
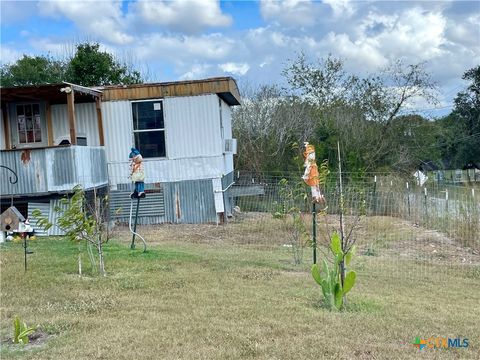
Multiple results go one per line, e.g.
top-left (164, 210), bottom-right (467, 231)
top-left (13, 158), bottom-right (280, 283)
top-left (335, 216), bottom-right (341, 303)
top-left (51, 104), bottom-right (69, 143)
top-left (221, 99), bottom-right (233, 139)
top-left (164, 94), bottom-right (222, 159)
top-left (101, 100), bottom-right (133, 163)
top-left (76, 103), bottom-right (100, 145)
top-left (103, 95), bottom-right (227, 185)
top-left (221, 98), bottom-right (234, 174)
top-left (107, 155), bottom-right (225, 186)
top-left (51, 103), bottom-right (99, 145)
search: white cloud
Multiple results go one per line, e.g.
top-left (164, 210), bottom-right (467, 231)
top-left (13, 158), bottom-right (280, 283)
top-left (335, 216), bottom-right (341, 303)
top-left (219, 62), bottom-right (250, 76)
top-left (28, 37), bottom-right (71, 56)
top-left (371, 8), bottom-right (447, 61)
top-left (312, 7), bottom-right (449, 75)
top-left (260, 0), bottom-right (316, 27)
top-left (319, 32), bottom-right (388, 72)
top-left (3, 0), bottom-right (478, 114)
top-left (179, 64), bottom-right (212, 80)
top-left (39, 0), bottom-right (133, 44)
top-left (323, 0), bottom-right (355, 18)
top-left (133, 33), bottom-right (236, 63)
top-left (0, 46), bottom-right (23, 65)
top-left (131, 0), bottom-right (232, 34)
top-left (445, 13), bottom-right (480, 49)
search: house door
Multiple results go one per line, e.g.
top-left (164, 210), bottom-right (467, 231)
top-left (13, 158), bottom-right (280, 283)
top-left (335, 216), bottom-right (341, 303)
top-left (10, 102), bottom-right (48, 148)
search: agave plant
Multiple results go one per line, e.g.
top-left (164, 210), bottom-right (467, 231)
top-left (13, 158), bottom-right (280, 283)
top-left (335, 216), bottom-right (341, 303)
top-left (311, 232), bottom-right (356, 310)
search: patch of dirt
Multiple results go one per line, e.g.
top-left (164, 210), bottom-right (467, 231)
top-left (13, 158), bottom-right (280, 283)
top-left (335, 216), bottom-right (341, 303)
top-left (27, 330), bottom-right (49, 346)
top-left (381, 223), bottom-right (480, 265)
top-left (0, 329), bottom-right (50, 350)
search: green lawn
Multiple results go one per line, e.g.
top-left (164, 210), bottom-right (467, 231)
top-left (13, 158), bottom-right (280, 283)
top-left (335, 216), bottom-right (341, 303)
top-left (0, 221), bottom-right (478, 359)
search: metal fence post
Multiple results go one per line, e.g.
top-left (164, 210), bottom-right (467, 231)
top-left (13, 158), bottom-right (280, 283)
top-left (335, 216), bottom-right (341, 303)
top-left (406, 182), bottom-right (411, 219)
top-left (131, 197), bottom-right (141, 250)
top-left (424, 187), bottom-right (428, 224)
top-left (445, 188), bottom-right (449, 214)
top-left (312, 202), bottom-right (317, 265)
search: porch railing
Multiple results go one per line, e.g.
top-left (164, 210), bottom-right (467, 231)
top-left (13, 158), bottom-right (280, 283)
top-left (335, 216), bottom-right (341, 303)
top-left (0, 145), bottom-right (108, 197)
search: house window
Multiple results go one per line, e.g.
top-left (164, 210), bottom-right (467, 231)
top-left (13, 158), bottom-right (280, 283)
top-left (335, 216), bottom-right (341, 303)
top-left (16, 104), bottom-right (42, 144)
top-left (132, 100), bottom-right (166, 158)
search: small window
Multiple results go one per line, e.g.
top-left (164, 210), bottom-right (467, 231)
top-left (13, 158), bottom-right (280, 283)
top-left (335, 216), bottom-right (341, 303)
top-left (16, 103), bottom-right (42, 144)
top-left (132, 101), bottom-right (166, 158)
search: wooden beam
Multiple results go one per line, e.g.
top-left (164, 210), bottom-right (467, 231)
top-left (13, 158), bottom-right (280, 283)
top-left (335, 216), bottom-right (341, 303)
top-left (66, 89), bottom-right (77, 145)
top-left (63, 82), bottom-right (102, 98)
top-left (46, 101), bottom-right (54, 146)
top-left (95, 99), bottom-right (105, 146)
top-left (10, 94), bottom-right (43, 101)
top-left (2, 104), bottom-right (11, 150)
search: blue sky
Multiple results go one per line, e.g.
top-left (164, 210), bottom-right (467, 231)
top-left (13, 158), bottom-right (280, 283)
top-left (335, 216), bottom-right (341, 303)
top-left (1, 0), bottom-right (479, 117)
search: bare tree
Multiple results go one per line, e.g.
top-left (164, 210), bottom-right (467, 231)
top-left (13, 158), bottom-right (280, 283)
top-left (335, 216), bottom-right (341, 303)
top-left (283, 54), bottom-right (439, 172)
top-left (233, 84), bottom-right (316, 172)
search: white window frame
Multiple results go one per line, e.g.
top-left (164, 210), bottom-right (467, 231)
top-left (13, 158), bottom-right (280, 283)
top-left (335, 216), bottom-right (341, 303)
top-left (131, 99), bottom-right (167, 159)
top-left (15, 102), bottom-right (44, 146)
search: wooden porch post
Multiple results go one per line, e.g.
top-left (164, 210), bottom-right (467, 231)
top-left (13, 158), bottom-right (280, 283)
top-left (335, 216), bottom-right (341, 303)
top-left (95, 98), bottom-right (105, 146)
top-left (2, 104), bottom-right (11, 150)
top-left (66, 89), bottom-right (77, 145)
top-left (46, 101), bottom-right (54, 146)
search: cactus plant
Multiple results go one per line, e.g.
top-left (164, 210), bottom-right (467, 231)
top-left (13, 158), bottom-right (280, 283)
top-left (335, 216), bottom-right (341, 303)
top-left (311, 232), bottom-right (356, 310)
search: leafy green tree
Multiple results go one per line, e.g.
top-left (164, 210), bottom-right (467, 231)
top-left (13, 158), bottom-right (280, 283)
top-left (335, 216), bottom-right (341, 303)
top-left (0, 55), bottom-right (66, 87)
top-left (33, 186), bottom-right (110, 276)
top-left (1, 42), bottom-right (144, 88)
top-left (434, 66), bottom-right (480, 168)
top-left (65, 42), bottom-right (142, 86)
top-left (451, 66), bottom-right (480, 166)
top-left (386, 114), bottom-right (441, 171)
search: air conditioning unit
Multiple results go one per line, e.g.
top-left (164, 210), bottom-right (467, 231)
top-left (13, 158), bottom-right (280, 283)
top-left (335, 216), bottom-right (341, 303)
top-left (223, 139), bottom-right (237, 154)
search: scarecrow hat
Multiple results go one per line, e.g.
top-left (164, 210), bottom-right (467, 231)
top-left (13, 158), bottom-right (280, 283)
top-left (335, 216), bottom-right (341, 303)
top-left (129, 147), bottom-right (141, 158)
top-left (304, 144), bottom-right (316, 155)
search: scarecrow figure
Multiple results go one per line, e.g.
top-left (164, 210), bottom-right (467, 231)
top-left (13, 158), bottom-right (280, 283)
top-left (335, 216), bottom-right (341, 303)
top-left (129, 147), bottom-right (145, 198)
top-left (302, 142), bottom-right (325, 204)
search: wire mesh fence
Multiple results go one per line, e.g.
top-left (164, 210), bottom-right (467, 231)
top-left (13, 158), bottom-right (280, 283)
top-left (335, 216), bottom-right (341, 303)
top-left (16, 171), bottom-right (480, 283)
top-left (228, 171), bottom-right (479, 281)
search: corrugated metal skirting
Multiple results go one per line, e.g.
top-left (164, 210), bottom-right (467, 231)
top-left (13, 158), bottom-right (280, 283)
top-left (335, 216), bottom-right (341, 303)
top-left (28, 199), bottom-right (66, 236)
top-left (109, 178), bottom-right (217, 224)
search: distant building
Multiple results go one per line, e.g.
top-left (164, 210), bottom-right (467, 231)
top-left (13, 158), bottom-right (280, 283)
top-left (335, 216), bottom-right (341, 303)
top-left (1, 77), bottom-right (240, 233)
top-left (420, 161), bottom-right (480, 184)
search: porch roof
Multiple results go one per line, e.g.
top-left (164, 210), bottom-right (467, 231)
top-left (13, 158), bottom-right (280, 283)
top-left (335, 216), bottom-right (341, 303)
top-left (0, 82), bottom-right (101, 104)
top-left (1, 77), bottom-right (241, 106)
